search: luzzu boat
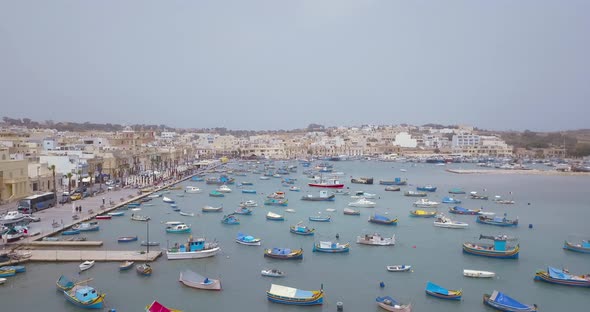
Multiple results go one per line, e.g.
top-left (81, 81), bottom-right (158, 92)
top-left (375, 295), bottom-right (412, 312)
top-left (313, 241), bottom-right (350, 253)
top-left (534, 266), bottom-right (590, 287)
top-left (425, 281), bottom-right (462, 300)
top-left (264, 248), bottom-right (304, 260)
top-left (235, 233), bottom-right (261, 246)
top-left (166, 223), bottom-right (191, 233)
top-left (63, 285), bottom-right (106, 309)
top-left (483, 290), bottom-right (537, 311)
top-left (221, 214), bottom-right (240, 225)
top-left (563, 240), bottom-right (590, 253)
top-left (409, 209), bottom-right (437, 218)
top-left (266, 284), bottom-right (323, 305)
top-left (449, 206), bottom-right (481, 215)
top-left (289, 224), bottom-right (315, 236)
top-left (308, 215), bottom-right (331, 222)
top-left (369, 214), bottom-right (398, 225)
top-left (476, 214), bottom-right (518, 227)
top-left (463, 234), bottom-right (519, 259)
top-left (234, 207), bottom-right (252, 215)
top-left (209, 190), bottom-right (224, 197)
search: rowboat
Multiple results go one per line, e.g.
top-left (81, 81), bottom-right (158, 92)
top-left (375, 296), bottom-right (412, 312)
top-left (416, 185), bottom-right (437, 192)
top-left (166, 237), bottom-right (220, 260)
top-left (264, 248), bottom-right (304, 260)
top-left (463, 234), bottom-right (519, 259)
top-left (369, 214), bottom-right (398, 225)
top-left (409, 209), bottom-right (437, 218)
top-left (449, 206), bottom-right (481, 215)
top-left (313, 241), bottom-right (350, 253)
top-left (234, 207), bottom-right (252, 215)
top-left (348, 198), bottom-right (376, 208)
top-left (266, 212), bottom-right (284, 221)
top-left (386, 265), bottom-right (412, 272)
top-left (208, 190), bottom-right (224, 197)
top-left (433, 215), bottom-right (468, 229)
top-left (534, 266), bottom-right (590, 287)
top-left (240, 181), bottom-right (253, 185)
top-left (221, 214), bottom-right (240, 225)
top-left (117, 236), bottom-right (138, 243)
top-left (563, 240), bottom-right (590, 253)
top-left (62, 229), bottom-right (81, 235)
top-left (0, 265), bottom-right (25, 273)
top-left (166, 223), bottom-right (191, 233)
top-left (179, 211), bottom-right (194, 217)
top-left (63, 284), bottom-right (105, 309)
top-left (95, 215), bottom-right (111, 220)
top-left (308, 215), bottom-right (331, 222)
top-left (266, 284), bottom-right (323, 305)
top-left (131, 214), bottom-right (151, 221)
top-left (343, 208), bottom-right (360, 215)
top-left (413, 199), bottom-right (439, 208)
top-left (483, 290), bottom-right (537, 311)
top-left (357, 233), bottom-right (395, 246)
top-left (56, 275), bottom-right (75, 291)
top-left (235, 232), bottom-right (261, 246)
top-left (145, 300), bottom-right (182, 312)
top-left (404, 191), bottom-right (427, 197)
top-left (202, 206), bottom-right (223, 213)
top-left (179, 270), bottom-right (221, 290)
top-left (425, 281), bottom-right (462, 300)
top-left (79, 260), bottom-right (95, 272)
top-left (0, 269), bottom-right (16, 278)
top-left (264, 198), bottom-right (288, 206)
top-left (290, 224), bottom-right (315, 236)
top-left (241, 189), bottom-right (257, 194)
top-left (107, 211), bottom-right (125, 217)
top-left (136, 263), bottom-right (152, 276)
top-left (119, 261), bottom-right (134, 271)
top-left (463, 269), bottom-right (496, 278)
top-left (477, 215), bottom-right (518, 227)
top-left (162, 196), bottom-right (175, 203)
top-left (261, 269), bottom-right (285, 277)
top-left (73, 222), bottom-right (99, 232)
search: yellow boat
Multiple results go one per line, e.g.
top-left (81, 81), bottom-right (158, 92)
top-left (410, 209), bottom-right (437, 218)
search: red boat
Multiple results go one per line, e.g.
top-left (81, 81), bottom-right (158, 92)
top-left (308, 178), bottom-right (344, 189)
top-left (95, 215), bottom-right (112, 220)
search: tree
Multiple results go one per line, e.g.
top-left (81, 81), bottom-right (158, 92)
top-left (66, 172), bottom-right (73, 193)
top-left (49, 165), bottom-right (56, 199)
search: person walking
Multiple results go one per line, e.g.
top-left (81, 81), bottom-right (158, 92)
top-left (102, 197), bottom-right (105, 205)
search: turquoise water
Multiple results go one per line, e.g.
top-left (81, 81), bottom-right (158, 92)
top-left (1, 161), bottom-right (589, 311)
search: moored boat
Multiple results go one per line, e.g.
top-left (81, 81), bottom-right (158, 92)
top-left (179, 270), bottom-right (221, 291)
top-left (433, 215), bottom-right (468, 229)
top-left (79, 260), bottom-right (95, 272)
top-left (313, 241), bottom-right (350, 253)
top-left (145, 300), bottom-right (181, 312)
top-left (384, 186), bottom-right (401, 191)
top-left (179, 211), bottom-right (194, 217)
top-left (375, 295), bottom-right (412, 312)
top-left (369, 214), bottom-right (398, 225)
top-left (166, 223), bottom-right (191, 233)
top-left (162, 196), bottom-right (175, 203)
top-left (379, 178), bottom-right (407, 186)
top-left (348, 198), bottom-right (376, 208)
top-left (0, 268), bottom-right (16, 278)
top-left (241, 189), bottom-right (257, 194)
top-left (289, 223), bottom-right (315, 236)
top-left (404, 191), bottom-right (427, 197)
top-left (136, 263), bottom-right (152, 276)
top-left (356, 233), bottom-right (395, 246)
top-left (308, 215), bottom-right (331, 222)
top-left (63, 284), bottom-right (105, 309)
top-left (409, 209), bottom-right (437, 218)
top-left (119, 261), bottom-right (134, 271)
top-left (470, 192), bottom-right (489, 200)
top-left (264, 247), bottom-right (304, 260)
top-left (261, 269), bottom-right (285, 277)
top-left (563, 240), bottom-right (590, 253)
top-left (483, 290), bottom-right (537, 311)
top-left (209, 190), bottom-right (224, 197)
top-left (413, 198), bottom-right (439, 208)
top-left (266, 212), bottom-right (284, 221)
top-left (185, 186), bottom-right (201, 193)
top-left (235, 232), bottom-right (261, 246)
top-left (166, 237), bottom-right (220, 260)
top-left (308, 178), bottom-right (344, 189)
top-left (264, 198), bottom-right (288, 206)
top-left (221, 214), bottom-right (240, 225)
top-left (56, 274), bottom-right (75, 291)
top-left (202, 205), bottom-right (223, 213)
top-left (234, 207), bottom-right (253, 215)
top-left (449, 206), bottom-right (481, 215)
top-left (141, 241), bottom-right (160, 246)
top-left (73, 222), bottom-right (100, 232)
top-left (62, 229), bottom-right (81, 235)
top-left (266, 284), bottom-right (323, 305)
top-left (476, 214), bottom-right (518, 227)
top-left (448, 188), bottom-right (466, 194)
top-left (441, 197), bottom-right (461, 204)
top-left (95, 215), bottom-right (111, 220)
top-left (386, 265), bottom-right (412, 272)
top-left (117, 236), bottom-right (138, 243)
top-left (463, 269), bottom-right (496, 278)
top-left (463, 234), bottom-right (519, 259)
top-left (534, 266), bottom-right (590, 287)
top-left (239, 200), bottom-right (258, 207)
top-left (351, 177), bottom-right (373, 184)
top-left (343, 208), bottom-right (360, 215)
top-left (416, 185), bottom-right (437, 192)
top-left (301, 190), bottom-right (335, 201)
top-left (131, 214), bottom-right (151, 221)
top-left (217, 185), bottom-right (232, 193)
top-left (425, 281), bottom-right (462, 300)
top-left (107, 211), bottom-right (125, 217)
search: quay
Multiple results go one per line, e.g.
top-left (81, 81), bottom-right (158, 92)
top-left (12, 249), bottom-right (161, 262)
top-left (25, 241), bottom-right (104, 247)
top-left (446, 168), bottom-right (590, 176)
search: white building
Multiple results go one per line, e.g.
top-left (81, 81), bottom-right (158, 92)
top-left (452, 134), bottom-right (480, 148)
top-left (393, 132), bottom-right (417, 148)
top-left (161, 132), bottom-right (177, 139)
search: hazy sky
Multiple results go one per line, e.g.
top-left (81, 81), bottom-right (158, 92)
top-left (1, 1), bottom-right (588, 131)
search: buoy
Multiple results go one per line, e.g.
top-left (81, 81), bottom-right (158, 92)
top-left (336, 301), bottom-right (344, 311)
top-left (412, 245), bottom-right (416, 248)
top-left (528, 203), bottom-right (531, 205)
top-left (336, 233), bottom-right (340, 239)
top-left (379, 281), bottom-right (385, 288)
top-left (529, 224), bottom-right (533, 229)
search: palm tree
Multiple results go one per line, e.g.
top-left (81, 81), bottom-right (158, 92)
top-left (66, 172), bottom-right (73, 193)
top-left (49, 164), bottom-right (56, 199)
top-left (77, 170), bottom-right (82, 189)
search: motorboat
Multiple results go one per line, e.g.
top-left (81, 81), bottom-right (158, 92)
top-left (79, 260), bottom-right (95, 272)
top-left (413, 199), bottom-right (439, 208)
top-left (356, 233), bottom-right (395, 246)
top-left (433, 215), bottom-right (469, 229)
top-left (463, 269), bottom-right (495, 278)
top-left (217, 185), bottom-right (232, 193)
top-left (348, 198), bottom-right (376, 208)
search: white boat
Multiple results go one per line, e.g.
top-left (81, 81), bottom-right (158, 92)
top-left (261, 269), bottom-right (285, 277)
top-left (285, 209), bottom-right (296, 213)
top-left (433, 215), bottom-right (469, 229)
top-left (326, 208), bottom-right (336, 212)
top-left (266, 211), bottom-right (284, 220)
top-left (147, 194), bottom-right (161, 198)
top-left (348, 198), bottom-right (376, 208)
top-left (179, 211), bottom-right (194, 217)
top-left (185, 186), bottom-right (201, 194)
top-left (166, 237), bottom-right (220, 260)
top-left (131, 208), bottom-right (141, 211)
top-left (79, 260), bottom-right (95, 272)
top-left (217, 185), bottom-right (232, 193)
top-left (479, 211), bottom-right (496, 216)
top-left (162, 196), bottom-right (175, 203)
top-left (413, 198), bottom-right (439, 208)
top-left (400, 169), bottom-right (407, 172)
top-left (356, 233), bottom-right (395, 246)
top-left (164, 221), bottom-right (184, 225)
top-left (386, 265), bottom-right (412, 272)
top-left (239, 200), bottom-right (258, 208)
top-left (0, 211), bottom-right (26, 225)
top-left (351, 191), bottom-right (376, 199)
top-left (463, 269), bottom-right (496, 278)
top-left (259, 176), bottom-right (270, 180)
top-left (0, 277), bottom-right (6, 285)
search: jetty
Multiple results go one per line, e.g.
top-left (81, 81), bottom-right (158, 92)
top-left (12, 249), bottom-right (161, 262)
top-left (25, 241), bottom-right (104, 247)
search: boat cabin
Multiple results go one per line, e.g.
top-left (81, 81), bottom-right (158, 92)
top-left (178, 238), bottom-right (207, 252)
top-left (74, 286), bottom-right (99, 303)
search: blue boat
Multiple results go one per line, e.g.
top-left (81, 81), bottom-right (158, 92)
top-left (264, 198), bottom-right (288, 206)
top-left (425, 281), bottom-right (462, 300)
top-left (63, 285), bottom-right (106, 309)
top-left (242, 189), bottom-right (257, 194)
top-left (240, 181), bottom-right (253, 186)
top-left (0, 265), bottom-right (25, 273)
top-left (191, 176), bottom-right (204, 182)
top-left (166, 223), bottom-right (192, 233)
top-left (369, 214), bottom-right (398, 225)
top-left (221, 214), bottom-right (240, 225)
top-left (442, 197), bottom-right (461, 204)
top-left (463, 234), bottom-right (519, 259)
top-left (117, 236), bottom-right (138, 243)
top-left (563, 240), bottom-right (590, 253)
top-left (234, 207), bottom-right (253, 215)
top-left (209, 190), bottom-right (224, 197)
top-left (379, 177), bottom-right (407, 186)
top-left (476, 214), bottom-right (518, 227)
top-left (0, 268), bottom-right (16, 277)
top-left (534, 266), bottom-right (590, 287)
top-left (416, 185), bottom-right (437, 192)
top-left (56, 275), bottom-right (75, 291)
top-left (264, 248), bottom-right (304, 260)
top-left (62, 229), bottom-right (81, 235)
top-left (308, 215), bottom-right (331, 222)
top-left (266, 284), bottom-right (323, 305)
top-left (483, 290), bottom-right (537, 311)
top-left (127, 202), bottom-right (141, 208)
top-left (107, 211), bottom-right (125, 217)
top-left (449, 206), bottom-right (481, 215)
top-left (448, 188), bottom-right (466, 194)
top-left (290, 224), bottom-right (315, 236)
top-left (313, 241), bottom-right (350, 253)
top-left (235, 232), bottom-right (261, 246)
top-left (73, 222), bottom-right (99, 232)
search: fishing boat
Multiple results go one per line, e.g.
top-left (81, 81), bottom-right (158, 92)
top-left (425, 281), bottom-right (462, 300)
top-left (433, 215), bottom-right (469, 229)
top-left (483, 290), bottom-right (537, 311)
top-left (264, 198), bottom-right (288, 206)
top-left (386, 265), bottom-right (412, 272)
top-left (209, 190), bottom-right (224, 197)
top-left (351, 191), bottom-right (377, 199)
top-left (179, 270), bottom-right (221, 290)
top-left (313, 241), bottom-right (350, 253)
top-left (0, 268), bottom-right (16, 278)
top-left (308, 215), bottom-right (331, 222)
top-left (62, 229), bottom-right (81, 235)
top-left (266, 212), bottom-right (284, 221)
top-left (202, 205), bottom-right (223, 212)
top-left (375, 296), bottom-right (412, 312)
top-left (56, 275), bottom-right (75, 291)
top-left (379, 178), bottom-right (407, 186)
top-left (241, 181), bottom-right (253, 185)
top-left (131, 214), bottom-right (151, 221)
top-left (73, 222), bottom-right (100, 232)
top-left (166, 236), bottom-right (220, 259)
top-left (119, 261), bottom-right (134, 271)
top-left (145, 300), bottom-right (181, 312)
top-left (234, 207), bottom-right (253, 215)
top-left (79, 260), bottom-right (95, 272)
top-left (384, 186), bottom-right (401, 191)
top-left (416, 185), bottom-right (437, 192)
top-left (266, 284), bottom-right (323, 305)
top-left (477, 214), bottom-right (518, 227)
top-left (534, 266), bottom-right (590, 287)
top-left (463, 234), bottom-right (519, 259)
top-left (178, 211), bottom-right (194, 217)
top-left (348, 198), bottom-right (376, 208)
top-left (308, 177), bottom-right (344, 189)
top-left (185, 186), bottom-right (201, 194)
top-left (351, 177), bottom-right (374, 184)
top-left (413, 199), bottom-right (439, 208)
top-left (261, 269), bottom-right (285, 277)
top-left (409, 209), bottom-right (437, 218)
top-left (0, 265), bottom-right (25, 273)
top-left (470, 192), bottom-right (489, 200)
top-left (221, 214), bottom-right (240, 225)
top-left (217, 185), bottom-right (232, 193)
top-left (289, 186), bottom-right (301, 192)
top-left (63, 284), bottom-right (105, 309)
top-left (95, 215), bottom-right (111, 220)
top-left (239, 200), bottom-right (258, 207)
top-left (448, 188), bottom-right (466, 194)
top-left (136, 263), bottom-right (152, 276)
top-left (404, 191), bottom-right (427, 197)
top-left (235, 232), bottom-right (261, 246)
top-left (369, 214), bottom-right (398, 225)
top-left (356, 233), bottom-right (395, 246)
top-left (166, 223), bottom-right (191, 233)
top-left (343, 208), bottom-right (360, 215)
top-left (441, 197), bottom-right (461, 204)
top-left (141, 241), bottom-right (160, 246)
top-left (463, 269), bottom-right (496, 278)
top-left (264, 248), bottom-right (304, 260)
top-left (449, 206), bottom-right (481, 215)
top-left (162, 196), bottom-right (175, 203)
top-left (290, 223), bottom-right (315, 236)
top-left (107, 211), bottom-right (125, 217)
top-left (117, 236), bottom-right (138, 243)
top-left (333, 190), bottom-right (350, 196)
top-left (301, 190), bottom-right (335, 201)
top-left (563, 240), bottom-right (590, 253)
top-left (241, 189), bottom-right (257, 194)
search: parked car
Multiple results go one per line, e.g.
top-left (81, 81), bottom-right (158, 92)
top-left (70, 193), bottom-right (82, 201)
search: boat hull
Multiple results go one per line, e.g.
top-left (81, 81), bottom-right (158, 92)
top-left (266, 291), bottom-right (323, 305)
top-left (166, 246), bottom-right (220, 260)
top-left (236, 239), bottom-right (261, 246)
top-left (563, 241), bottom-right (590, 253)
top-left (425, 289), bottom-right (462, 300)
top-left (534, 271), bottom-right (590, 287)
top-left (463, 270), bottom-right (495, 278)
top-left (483, 294), bottom-right (537, 312)
top-left (377, 302), bottom-right (412, 312)
top-left (308, 183), bottom-right (344, 189)
top-left (434, 222), bottom-right (468, 229)
top-left (463, 243), bottom-right (519, 259)
top-left (64, 292), bottom-right (105, 309)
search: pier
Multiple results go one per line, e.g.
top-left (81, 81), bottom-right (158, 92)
top-left (25, 240), bottom-right (104, 247)
top-left (14, 249), bottom-right (162, 262)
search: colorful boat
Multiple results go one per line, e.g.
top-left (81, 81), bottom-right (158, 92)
top-left (266, 212), bottom-right (284, 221)
top-left (357, 233), bottom-right (395, 246)
top-left (477, 214), bottom-right (518, 227)
top-left (448, 188), bottom-right (466, 194)
top-left (145, 300), bottom-right (182, 312)
top-left (0, 268), bottom-right (16, 278)
top-left (441, 197), bottom-right (461, 204)
top-left (179, 270), bottom-right (221, 291)
top-left (63, 285), bottom-right (105, 309)
top-left (483, 290), bottom-right (537, 311)
top-left (62, 229), bottom-right (81, 235)
top-left (369, 214), bottom-right (398, 225)
top-left (343, 208), bottom-right (360, 215)
top-left (463, 234), bottom-right (519, 259)
top-left (95, 215), bottom-right (111, 220)
top-left (534, 266), bottom-right (590, 287)
top-left (313, 241), bottom-right (350, 253)
top-left (264, 198), bottom-right (288, 206)
top-left (166, 237), bottom-right (220, 259)
top-left (404, 191), bottom-right (427, 197)
top-left (241, 189), bottom-right (257, 194)
top-left (107, 211), bottom-right (125, 217)
top-left (264, 248), bottom-right (304, 260)
top-left (425, 281), bottom-right (462, 300)
top-left (308, 178), bottom-right (344, 189)
top-left (202, 206), bottom-right (223, 213)
top-left (375, 295), bottom-right (412, 312)
top-left (290, 224), bottom-right (315, 236)
top-left (221, 214), bottom-right (240, 225)
top-left (117, 236), bottom-right (138, 243)
top-left (416, 185), bottom-right (437, 192)
top-left (308, 215), bottom-right (331, 222)
top-left (301, 190), bottom-right (335, 201)
top-left (234, 207), bottom-right (253, 215)
top-left (56, 274), bottom-right (75, 291)
top-left (379, 178), bottom-right (407, 186)
top-left (266, 284), bottom-right (323, 305)
top-left (449, 206), bottom-right (481, 215)
top-left (386, 265), bottom-right (412, 272)
top-left (72, 222), bottom-right (99, 232)
top-left (235, 232), bottom-right (261, 246)
top-left (563, 240), bottom-right (590, 253)
top-left (119, 261), bottom-right (134, 271)
top-left (0, 265), bottom-right (25, 273)
top-left (136, 263), bottom-right (152, 276)
top-left (166, 223), bottom-right (191, 233)
top-left (410, 210), bottom-right (437, 218)
top-left (209, 190), bottom-right (224, 197)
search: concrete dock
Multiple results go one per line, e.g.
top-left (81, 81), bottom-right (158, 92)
top-left (19, 249), bottom-right (162, 262)
top-left (25, 241), bottom-right (104, 247)
top-left (446, 168), bottom-right (590, 176)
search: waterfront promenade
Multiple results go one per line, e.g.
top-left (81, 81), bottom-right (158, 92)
top-left (446, 168), bottom-right (590, 176)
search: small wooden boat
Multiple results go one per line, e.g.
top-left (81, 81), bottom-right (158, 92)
top-left (141, 241), bottom-right (160, 246)
top-left (241, 189), bottom-right (257, 194)
top-left (119, 261), bottom-right (134, 271)
top-left (107, 211), bottom-right (125, 217)
top-left (534, 266), bottom-right (590, 287)
top-left (416, 185), bottom-right (437, 192)
top-left (136, 263), bottom-right (152, 276)
top-left (202, 206), bottom-right (223, 213)
top-left (56, 275), bottom-right (75, 291)
top-left (63, 284), bottom-right (105, 309)
top-left (376, 296), bottom-right (412, 312)
top-left (266, 212), bottom-right (284, 221)
top-left (117, 236), bottom-right (138, 243)
top-left (357, 233), bottom-right (395, 246)
top-left (209, 190), bottom-right (224, 197)
top-left (0, 277), bottom-right (6, 285)
top-left (463, 234), bottom-right (519, 259)
top-left (236, 232), bottom-right (261, 246)
top-left (0, 265), bottom-right (25, 273)
top-left (290, 224), bottom-right (315, 236)
top-left (404, 191), bottom-right (427, 197)
top-left (266, 284), bottom-right (323, 305)
top-left (221, 214), bottom-right (240, 225)
top-left (477, 215), bottom-right (518, 227)
top-left (313, 241), bottom-right (350, 253)
top-left (0, 269), bottom-right (16, 278)
top-left (425, 281), bottom-right (462, 300)
top-left (563, 240), bottom-right (590, 253)
top-left (179, 269), bottom-right (221, 290)
top-left (369, 214), bottom-right (398, 225)
top-left (483, 290), bottom-right (537, 311)
top-left (95, 215), bottom-right (111, 220)
top-left (434, 215), bottom-right (468, 229)
top-left (264, 248), bottom-right (304, 260)
top-left (131, 214), bottom-right (151, 221)
top-left (409, 209), bottom-right (437, 218)
top-left (146, 300), bottom-right (182, 312)
top-left (386, 265), bottom-right (412, 272)
top-left (79, 260), bottom-right (95, 272)
top-left (343, 208), bottom-right (360, 215)
top-left (449, 206), bottom-right (481, 215)
top-left (166, 223), bottom-right (191, 233)
top-left (464, 269), bottom-right (496, 278)
top-left (384, 186), bottom-right (401, 192)
top-left (261, 269), bottom-right (285, 277)
top-left (62, 229), bottom-right (81, 235)
top-left (234, 207), bottom-right (253, 215)
top-left (73, 222), bottom-right (100, 232)
top-left (308, 215), bottom-right (331, 222)
top-left (379, 178), bottom-right (407, 186)
top-left (179, 211), bottom-right (194, 217)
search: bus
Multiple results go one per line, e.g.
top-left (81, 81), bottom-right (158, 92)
top-left (17, 192), bottom-right (57, 213)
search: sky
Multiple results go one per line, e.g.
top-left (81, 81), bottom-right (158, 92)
top-left (1, 1), bottom-right (588, 131)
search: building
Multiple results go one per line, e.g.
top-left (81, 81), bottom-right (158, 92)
top-left (0, 148), bottom-right (30, 203)
top-left (452, 134), bottom-right (480, 148)
top-left (393, 132), bottom-right (418, 148)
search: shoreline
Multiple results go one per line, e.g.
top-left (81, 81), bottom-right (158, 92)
top-left (446, 169), bottom-right (590, 176)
